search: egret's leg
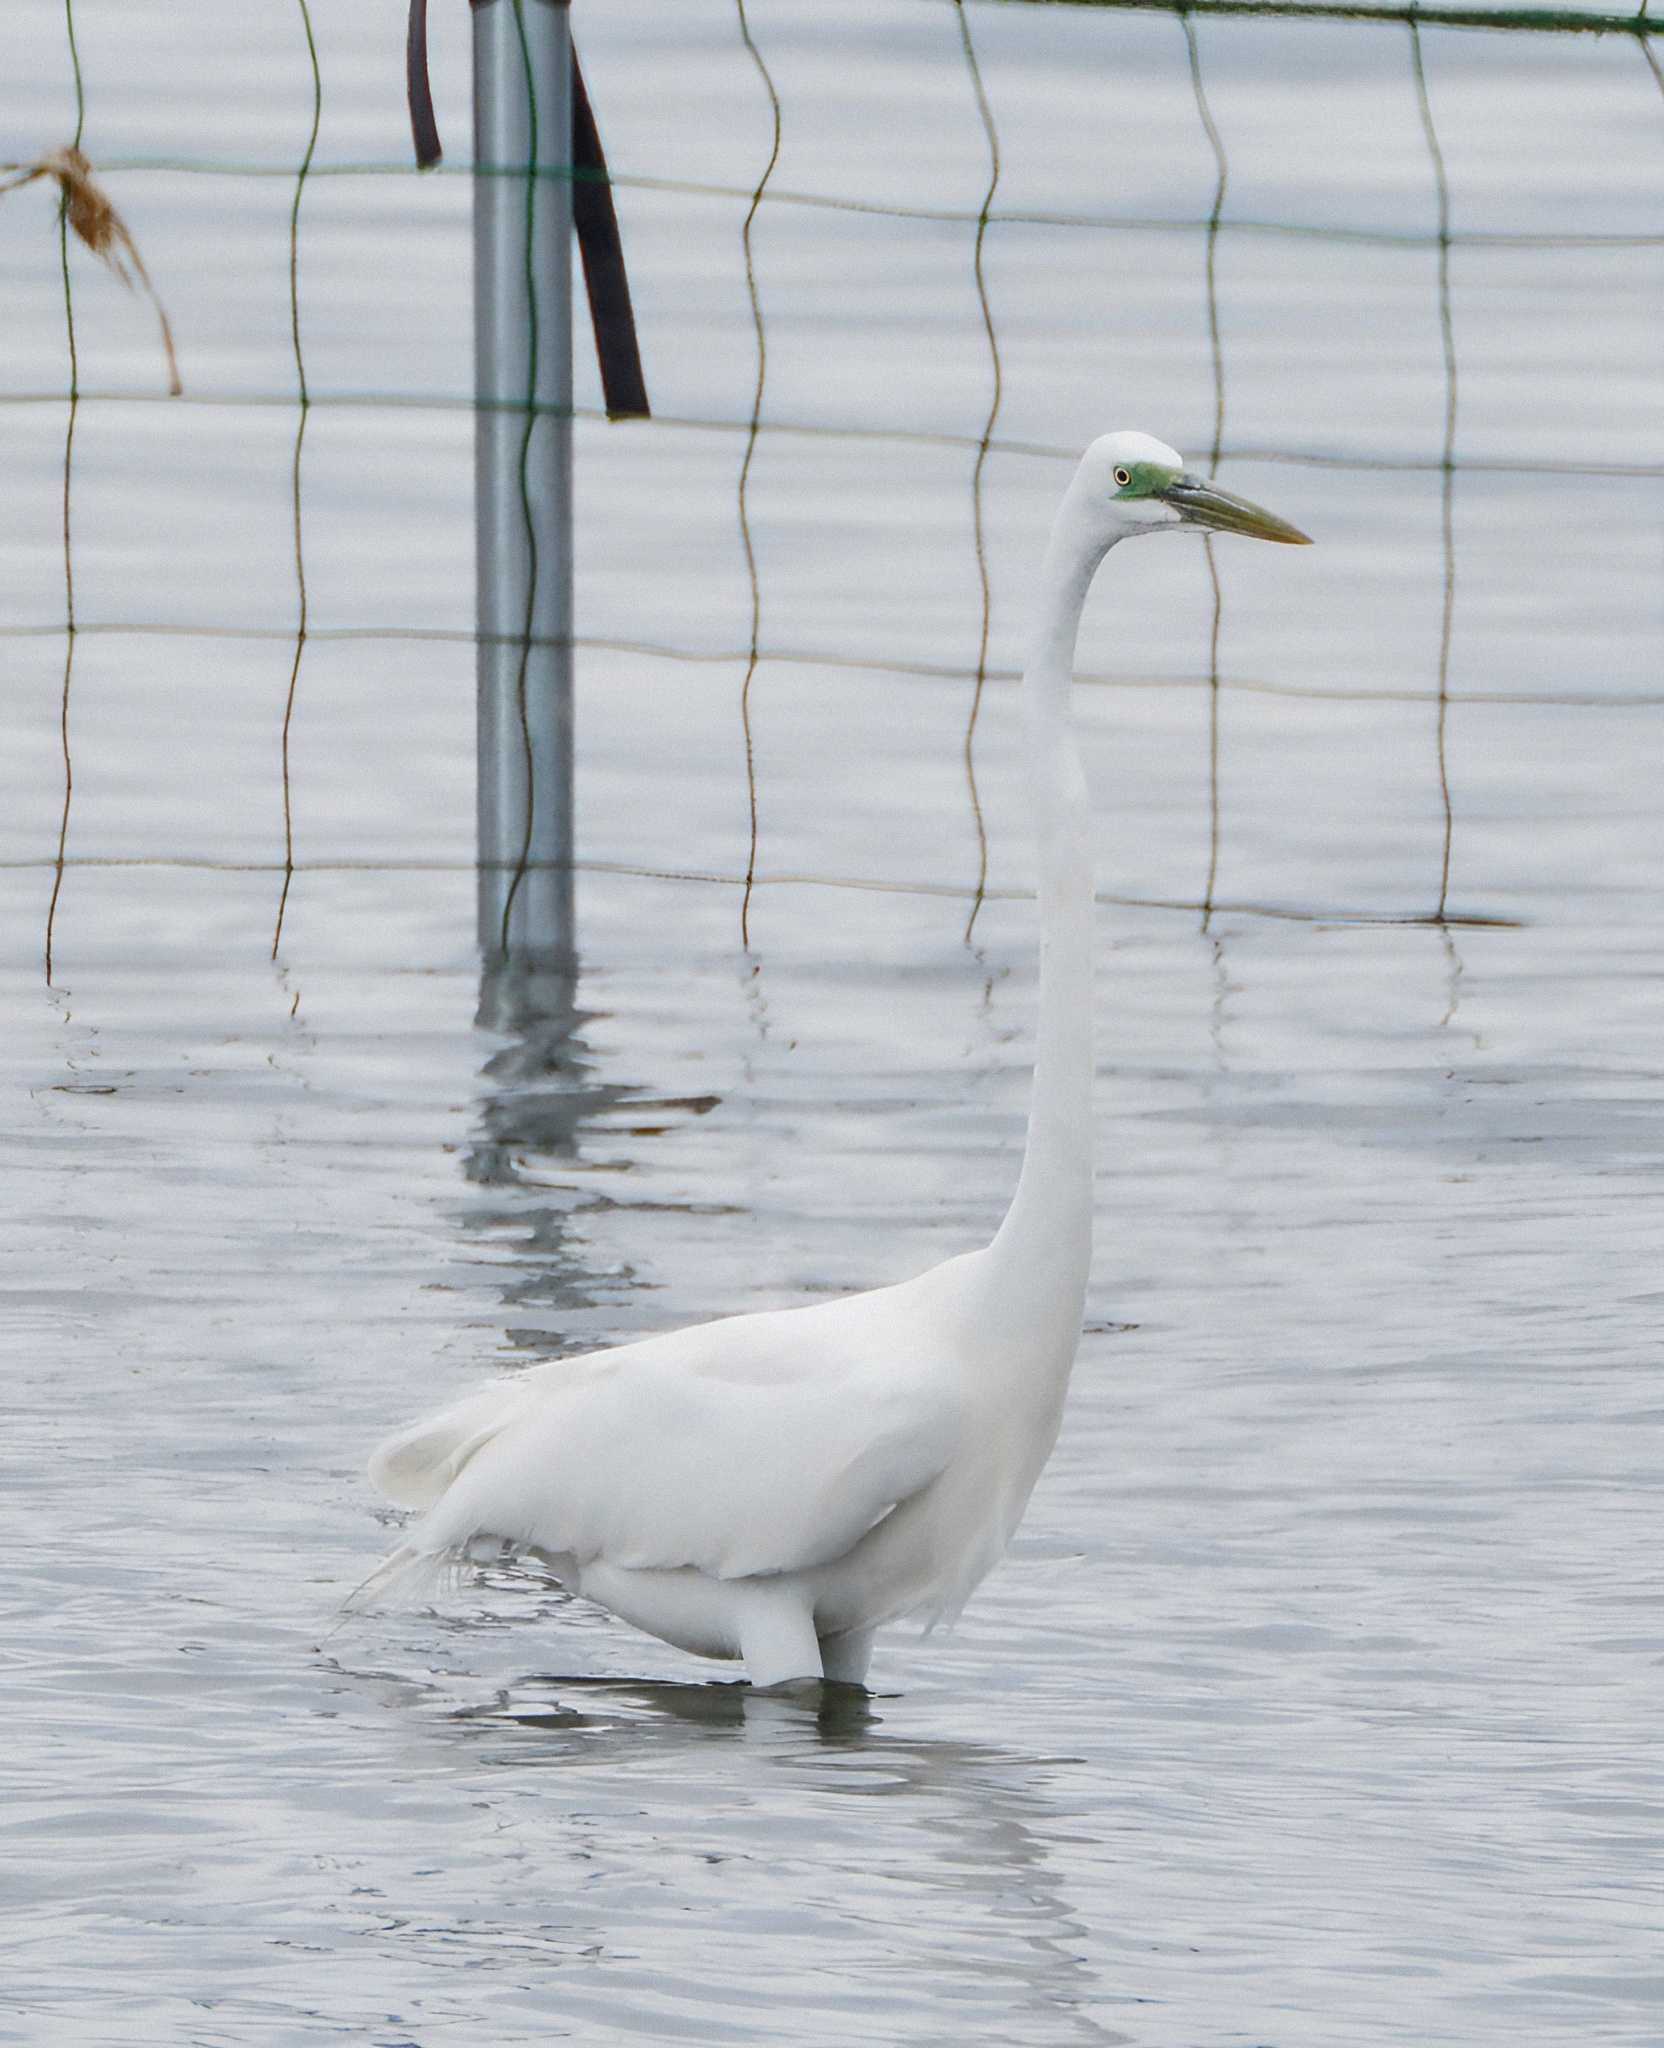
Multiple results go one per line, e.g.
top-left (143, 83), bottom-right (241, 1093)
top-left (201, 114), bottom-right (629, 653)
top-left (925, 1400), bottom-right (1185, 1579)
top-left (736, 1585), bottom-right (823, 1688)
top-left (819, 1627), bottom-right (874, 1687)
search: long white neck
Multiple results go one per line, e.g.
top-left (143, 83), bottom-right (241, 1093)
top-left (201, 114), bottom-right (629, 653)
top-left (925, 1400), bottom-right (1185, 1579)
top-left (985, 491), bottom-right (1108, 1333)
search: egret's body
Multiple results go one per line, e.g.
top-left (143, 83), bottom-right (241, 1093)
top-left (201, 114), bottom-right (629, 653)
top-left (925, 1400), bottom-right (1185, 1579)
top-left (360, 434), bottom-right (1308, 1686)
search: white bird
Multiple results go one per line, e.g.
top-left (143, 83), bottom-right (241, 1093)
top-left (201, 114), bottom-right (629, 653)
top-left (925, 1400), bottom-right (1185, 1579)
top-left (357, 433), bottom-right (1310, 1688)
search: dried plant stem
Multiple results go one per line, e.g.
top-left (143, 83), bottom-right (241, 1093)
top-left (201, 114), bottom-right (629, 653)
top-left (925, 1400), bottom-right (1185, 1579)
top-left (1, 147), bottom-right (181, 394)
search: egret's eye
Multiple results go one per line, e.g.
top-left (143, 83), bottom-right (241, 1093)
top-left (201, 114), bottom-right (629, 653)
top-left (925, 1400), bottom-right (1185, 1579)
top-left (1112, 466), bottom-right (1132, 489)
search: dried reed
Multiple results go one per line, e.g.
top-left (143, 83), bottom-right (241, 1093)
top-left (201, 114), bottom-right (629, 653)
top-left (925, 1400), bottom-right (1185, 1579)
top-left (1, 146), bottom-right (181, 394)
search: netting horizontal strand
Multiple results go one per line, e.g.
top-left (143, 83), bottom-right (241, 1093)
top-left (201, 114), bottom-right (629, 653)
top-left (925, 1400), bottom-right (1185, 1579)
top-left (14, 157), bottom-right (1662, 252)
top-left (1, 388), bottom-right (1656, 482)
top-left (982, 0), bottom-right (1661, 36)
top-left (0, 846), bottom-right (1528, 929)
top-left (5, 619), bottom-right (1658, 712)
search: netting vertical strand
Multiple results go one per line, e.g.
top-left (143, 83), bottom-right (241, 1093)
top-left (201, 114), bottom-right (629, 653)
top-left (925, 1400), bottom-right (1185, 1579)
top-left (1182, 9), bottom-right (1229, 929)
top-left (43, 0), bottom-right (86, 987)
top-left (1409, 18), bottom-right (1458, 922)
top-left (273, 0), bottom-right (320, 962)
top-left (735, 0), bottom-right (781, 952)
top-left (476, 0), bottom-right (574, 967)
top-left (1640, 2), bottom-right (1664, 97)
top-left (955, 0), bottom-right (1003, 944)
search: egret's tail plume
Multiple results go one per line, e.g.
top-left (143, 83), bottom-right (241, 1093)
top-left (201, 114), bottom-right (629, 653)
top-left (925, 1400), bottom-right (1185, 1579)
top-left (341, 1542), bottom-right (464, 1614)
top-left (366, 1381), bottom-right (522, 1508)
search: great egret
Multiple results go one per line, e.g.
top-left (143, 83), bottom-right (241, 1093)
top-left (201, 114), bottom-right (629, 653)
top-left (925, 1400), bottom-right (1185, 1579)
top-left (357, 433), bottom-right (1310, 1687)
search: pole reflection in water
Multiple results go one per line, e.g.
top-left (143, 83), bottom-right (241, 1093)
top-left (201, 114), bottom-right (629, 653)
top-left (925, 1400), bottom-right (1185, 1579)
top-left (468, 949), bottom-right (724, 1358)
top-left (468, 951), bottom-right (639, 1359)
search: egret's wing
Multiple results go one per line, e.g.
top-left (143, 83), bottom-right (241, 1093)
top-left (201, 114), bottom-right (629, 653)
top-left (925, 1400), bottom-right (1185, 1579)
top-left (369, 1310), bottom-right (960, 1582)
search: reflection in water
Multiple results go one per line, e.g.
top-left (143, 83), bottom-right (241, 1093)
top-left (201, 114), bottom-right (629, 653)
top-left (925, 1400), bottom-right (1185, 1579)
top-left (468, 952), bottom-right (724, 1357)
top-left (1203, 925), bottom-right (1254, 1272)
top-left (323, 1632), bottom-right (1128, 2037)
top-left (439, 1671), bottom-right (1130, 2044)
top-left (467, 953), bottom-right (637, 1356)
top-left (455, 1670), bottom-right (874, 1740)
top-left (1438, 920), bottom-right (1477, 1045)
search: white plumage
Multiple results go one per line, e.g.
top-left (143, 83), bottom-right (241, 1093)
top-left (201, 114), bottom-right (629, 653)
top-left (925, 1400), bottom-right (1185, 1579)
top-left (357, 433), bottom-right (1309, 1688)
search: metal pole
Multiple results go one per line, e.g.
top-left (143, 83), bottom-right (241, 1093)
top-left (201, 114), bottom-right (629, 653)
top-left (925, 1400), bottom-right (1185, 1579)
top-left (473, 0), bottom-right (574, 967)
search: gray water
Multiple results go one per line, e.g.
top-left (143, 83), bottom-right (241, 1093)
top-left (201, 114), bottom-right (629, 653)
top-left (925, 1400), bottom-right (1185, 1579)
top-left (4, 1), bottom-right (1663, 2042)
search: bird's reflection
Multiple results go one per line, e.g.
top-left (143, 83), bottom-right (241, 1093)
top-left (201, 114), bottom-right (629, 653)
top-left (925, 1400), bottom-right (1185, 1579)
top-left (455, 1669), bottom-right (881, 1741)
top-left (324, 1605), bottom-right (1123, 2036)
top-left (439, 1668), bottom-right (1128, 2043)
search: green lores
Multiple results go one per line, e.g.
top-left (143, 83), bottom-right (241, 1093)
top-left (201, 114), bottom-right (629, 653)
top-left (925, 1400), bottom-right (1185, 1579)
top-left (1111, 461), bottom-right (1314, 544)
top-left (1112, 458), bottom-right (1182, 500)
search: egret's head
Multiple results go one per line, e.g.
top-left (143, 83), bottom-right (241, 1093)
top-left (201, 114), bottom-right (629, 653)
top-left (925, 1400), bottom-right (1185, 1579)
top-left (1073, 430), bottom-right (1312, 550)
